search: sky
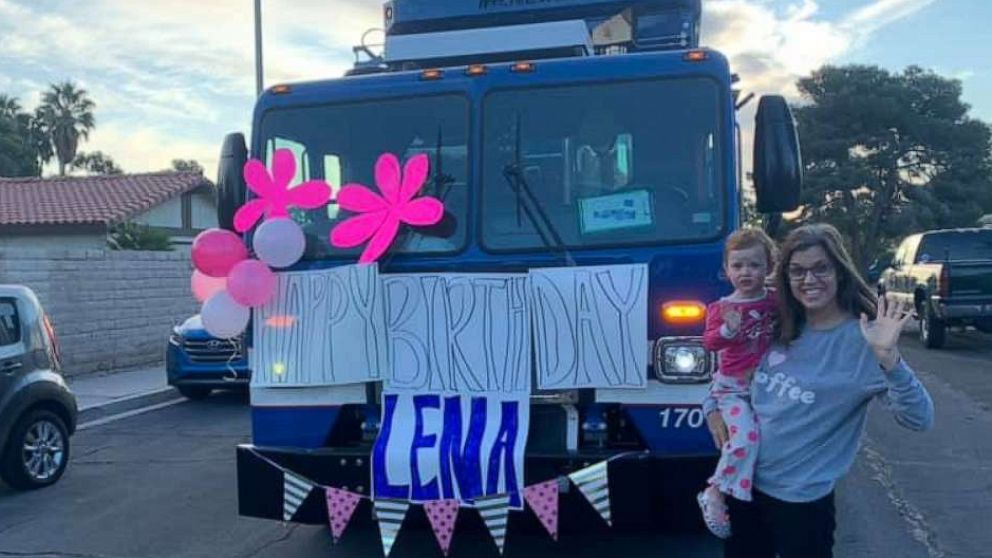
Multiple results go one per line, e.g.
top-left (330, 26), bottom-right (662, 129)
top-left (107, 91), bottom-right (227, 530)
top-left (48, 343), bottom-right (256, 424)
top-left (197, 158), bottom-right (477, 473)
top-left (0, 0), bottom-right (988, 180)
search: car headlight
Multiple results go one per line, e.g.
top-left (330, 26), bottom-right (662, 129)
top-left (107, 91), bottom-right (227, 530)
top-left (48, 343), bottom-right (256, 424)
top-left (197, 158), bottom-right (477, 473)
top-left (168, 330), bottom-right (183, 346)
top-left (653, 337), bottom-right (714, 384)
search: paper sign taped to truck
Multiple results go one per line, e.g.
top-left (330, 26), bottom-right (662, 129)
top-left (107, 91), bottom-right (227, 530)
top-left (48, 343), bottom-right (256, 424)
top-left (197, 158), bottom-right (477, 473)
top-left (372, 392), bottom-right (528, 508)
top-left (251, 264), bottom-right (386, 387)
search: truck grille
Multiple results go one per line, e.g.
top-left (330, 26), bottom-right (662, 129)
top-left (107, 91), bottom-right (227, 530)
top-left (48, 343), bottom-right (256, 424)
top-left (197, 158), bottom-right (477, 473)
top-left (183, 338), bottom-right (243, 364)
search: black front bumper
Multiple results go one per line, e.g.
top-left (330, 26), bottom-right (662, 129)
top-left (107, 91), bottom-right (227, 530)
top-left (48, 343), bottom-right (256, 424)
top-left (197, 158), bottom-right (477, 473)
top-left (237, 445), bottom-right (713, 533)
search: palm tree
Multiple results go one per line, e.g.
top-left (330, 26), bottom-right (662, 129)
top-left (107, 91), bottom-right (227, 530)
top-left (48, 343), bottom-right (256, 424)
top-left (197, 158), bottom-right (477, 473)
top-left (36, 81), bottom-right (95, 176)
top-left (0, 94), bottom-right (22, 119)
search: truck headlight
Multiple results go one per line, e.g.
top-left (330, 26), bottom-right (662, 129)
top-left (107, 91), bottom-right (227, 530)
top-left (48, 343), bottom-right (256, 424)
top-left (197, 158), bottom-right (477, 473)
top-left (169, 330), bottom-right (183, 347)
top-left (653, 337), bottom-right (713, 384)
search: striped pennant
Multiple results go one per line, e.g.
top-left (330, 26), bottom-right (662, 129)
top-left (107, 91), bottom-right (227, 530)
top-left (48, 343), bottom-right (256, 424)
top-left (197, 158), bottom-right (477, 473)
top-left (475, 494), bottom-right (511, 555)
top-left (568, 461), bottom-right (612, 526)
top-left (373, 499), bottom-right (409, 557)
top-left (283, 471), bottom-right (314, 522)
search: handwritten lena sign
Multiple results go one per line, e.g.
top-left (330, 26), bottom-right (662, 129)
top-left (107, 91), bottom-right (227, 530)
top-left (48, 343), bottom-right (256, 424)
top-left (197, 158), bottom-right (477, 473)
top-left (251, 264), bottom-right (386, 387)
top-left (531, 264), bottom-right (648, 389)
top-left (372, 393), bottom-right (529, 508)
top-left (382, 274), bottom-right (531, 394)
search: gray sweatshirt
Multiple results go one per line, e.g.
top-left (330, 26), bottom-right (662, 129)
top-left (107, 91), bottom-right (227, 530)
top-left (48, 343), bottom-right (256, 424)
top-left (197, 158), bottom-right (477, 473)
top-left (703, 318), bottom-right (934, 503)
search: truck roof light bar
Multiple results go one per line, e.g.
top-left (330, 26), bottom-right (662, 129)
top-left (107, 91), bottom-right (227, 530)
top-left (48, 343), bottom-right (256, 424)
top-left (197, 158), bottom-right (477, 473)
top-left (683, 50), bottom-right (708, 62)
top-left (511, 61), bottom-right (535, 73)
top-left (421, 68), bottom-right (444, 80)
top-left (270, 84), bottom-right (292, 95)
top-left (465, 64), bottom-right (487, 77)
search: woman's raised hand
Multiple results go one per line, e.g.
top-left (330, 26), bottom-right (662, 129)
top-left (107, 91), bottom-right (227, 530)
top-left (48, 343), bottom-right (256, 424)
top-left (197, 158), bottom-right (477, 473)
top-left (860, 295), bottom-right (914, 370)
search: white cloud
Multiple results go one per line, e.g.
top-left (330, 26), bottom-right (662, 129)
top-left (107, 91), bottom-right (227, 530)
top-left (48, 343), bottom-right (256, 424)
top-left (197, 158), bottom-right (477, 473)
top-left (705, 0), bottom-right (935, 98)
top-left (954, 70), bottom-right (976, 81)
top-left (841, 0), bottom-right (937, 37)
top-left (82, 123), bottom-right (222, 179)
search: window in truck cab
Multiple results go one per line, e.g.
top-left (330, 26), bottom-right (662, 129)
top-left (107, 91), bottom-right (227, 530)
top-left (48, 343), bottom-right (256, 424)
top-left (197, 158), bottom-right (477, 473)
top-left (481, 76), bottom-right (725, 251)
top-left (259, 94), bottom-right (470, 260)
top-left (917, 231), bottom-right (992, 263)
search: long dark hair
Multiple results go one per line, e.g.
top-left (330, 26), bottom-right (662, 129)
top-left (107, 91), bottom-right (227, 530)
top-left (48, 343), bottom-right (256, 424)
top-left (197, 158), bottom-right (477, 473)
top-left (775, 224), bottom-right (877, 343)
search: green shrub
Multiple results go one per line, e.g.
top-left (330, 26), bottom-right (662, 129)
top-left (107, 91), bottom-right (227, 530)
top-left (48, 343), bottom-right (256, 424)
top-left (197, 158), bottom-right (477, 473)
top-left (107, 222), bottom-right (174, 251)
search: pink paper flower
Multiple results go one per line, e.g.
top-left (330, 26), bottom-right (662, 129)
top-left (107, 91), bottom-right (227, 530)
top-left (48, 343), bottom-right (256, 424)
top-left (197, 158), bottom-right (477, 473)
top-left (330, 153), bottom-right (444, 263)
top-left (233, 148), bottom-right (332, 233)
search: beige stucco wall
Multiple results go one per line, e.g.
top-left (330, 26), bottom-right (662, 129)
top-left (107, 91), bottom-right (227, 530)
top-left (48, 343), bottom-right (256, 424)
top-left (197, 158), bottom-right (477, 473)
top-left (0, 226), bottom-right (106, 250)
top-left (192, 189), bottom-right (217, 229)
top-left (0, 247), bottom-right (198, 376)
top-left (129, 187), bottom-right (217, 231)
top-left (133, 196), bottom-right (182, 228)
top-left (0, 233), bottom-right (105, 250)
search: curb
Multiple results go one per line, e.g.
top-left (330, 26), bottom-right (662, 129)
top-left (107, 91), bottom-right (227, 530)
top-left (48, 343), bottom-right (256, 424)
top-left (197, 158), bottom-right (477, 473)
top-left (78, 387), bottom-right (183, 424)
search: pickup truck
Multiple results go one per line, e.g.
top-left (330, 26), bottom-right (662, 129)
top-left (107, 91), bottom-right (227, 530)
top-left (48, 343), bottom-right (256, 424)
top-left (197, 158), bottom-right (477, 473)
top-left (879, 228), bottom-right (992, 348)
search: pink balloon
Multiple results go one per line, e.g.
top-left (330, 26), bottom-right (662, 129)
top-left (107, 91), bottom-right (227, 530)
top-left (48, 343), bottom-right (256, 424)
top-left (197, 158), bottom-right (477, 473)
top-left (192, 228), bottom-right (248, 277)
top-left (227, 259), bottom-right (277, 307)
top-left (191, 271), bottom-right (227, 303)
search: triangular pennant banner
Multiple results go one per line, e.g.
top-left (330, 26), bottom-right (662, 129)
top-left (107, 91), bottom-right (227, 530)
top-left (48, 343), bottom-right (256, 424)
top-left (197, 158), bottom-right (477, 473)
top-left (424, 500), bottom-right (460, 556)
top-left (569, 461), bottom-right (612, 526)
top-left (523, 479), bottom-right (559, 540)
top-left (475, 493), bottom-right (511, 555)
top-left (283, 471), bottom-right (313, 522)
top-left (374, 499), bottom-right (409, 557)
top-left (324, 487), bottom-right (362, 543)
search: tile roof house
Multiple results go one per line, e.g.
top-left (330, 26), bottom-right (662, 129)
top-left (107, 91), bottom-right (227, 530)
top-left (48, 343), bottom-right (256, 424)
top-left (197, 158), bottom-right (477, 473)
top-left (0, 172), bottom-right (217, 249)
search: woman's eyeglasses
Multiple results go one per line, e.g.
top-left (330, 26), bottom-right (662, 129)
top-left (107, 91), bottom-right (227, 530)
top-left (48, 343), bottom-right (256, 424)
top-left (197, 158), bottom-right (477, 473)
top-left (787, 263), bottom-right (835, 282)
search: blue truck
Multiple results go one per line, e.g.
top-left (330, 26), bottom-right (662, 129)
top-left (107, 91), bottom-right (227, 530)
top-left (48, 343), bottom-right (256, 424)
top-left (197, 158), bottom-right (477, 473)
top-left (218, 0), bottom-right (801, 538)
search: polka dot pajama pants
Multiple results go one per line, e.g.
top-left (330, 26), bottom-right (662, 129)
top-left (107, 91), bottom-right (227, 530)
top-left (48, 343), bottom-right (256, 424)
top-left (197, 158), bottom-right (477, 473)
top-left (709, 373), bottom-right (759, 502)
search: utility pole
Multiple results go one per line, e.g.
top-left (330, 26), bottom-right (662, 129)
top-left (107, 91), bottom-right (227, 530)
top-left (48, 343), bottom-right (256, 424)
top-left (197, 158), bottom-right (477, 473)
top-left (254, 0), bottom-right (264, 97)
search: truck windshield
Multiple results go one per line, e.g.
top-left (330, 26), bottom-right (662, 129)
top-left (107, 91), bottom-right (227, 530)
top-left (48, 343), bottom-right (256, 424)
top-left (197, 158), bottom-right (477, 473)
top-left (258, 94), bottom-right (470, 259)
top-left (481, 77), bottom-right (724, 251)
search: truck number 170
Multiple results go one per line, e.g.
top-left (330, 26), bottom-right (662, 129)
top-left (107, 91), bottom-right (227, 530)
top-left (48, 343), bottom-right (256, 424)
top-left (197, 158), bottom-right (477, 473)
top-left (658, 407), bottom-right (705, 429)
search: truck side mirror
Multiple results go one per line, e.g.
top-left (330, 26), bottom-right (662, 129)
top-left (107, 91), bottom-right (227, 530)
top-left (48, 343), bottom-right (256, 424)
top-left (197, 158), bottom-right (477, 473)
top-left (753, 95), bottom-right (802, 213)
top-left (216, 133), bottom-right (248, 232)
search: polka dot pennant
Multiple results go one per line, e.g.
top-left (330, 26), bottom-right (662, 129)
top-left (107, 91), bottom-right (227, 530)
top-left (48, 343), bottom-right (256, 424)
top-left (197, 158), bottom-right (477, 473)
top-left (523, 479), bottom-right (559, 541)
top-left (324, 487), bottom-right (361, 543)
top-left (424, 499), bottom-right (461, 556)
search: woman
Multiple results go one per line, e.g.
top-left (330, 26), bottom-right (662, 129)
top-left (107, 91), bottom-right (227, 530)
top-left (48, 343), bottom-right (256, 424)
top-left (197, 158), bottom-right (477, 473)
top-left (704, 223), bottom-right (934, 558)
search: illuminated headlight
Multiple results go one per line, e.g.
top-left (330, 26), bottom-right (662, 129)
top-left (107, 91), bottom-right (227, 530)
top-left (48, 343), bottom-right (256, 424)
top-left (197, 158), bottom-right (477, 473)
top-left (653, 337), bottom-right (714, 383)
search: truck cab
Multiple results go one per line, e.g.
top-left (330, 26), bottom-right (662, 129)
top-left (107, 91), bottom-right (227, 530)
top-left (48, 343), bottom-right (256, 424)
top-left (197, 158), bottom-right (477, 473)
top-left (222, 0), bottom-right (801, 535)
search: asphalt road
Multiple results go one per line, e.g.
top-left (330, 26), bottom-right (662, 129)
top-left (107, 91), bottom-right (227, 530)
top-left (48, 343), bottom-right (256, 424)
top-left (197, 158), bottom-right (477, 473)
top-left (0, 324), bottom-right (989, 558)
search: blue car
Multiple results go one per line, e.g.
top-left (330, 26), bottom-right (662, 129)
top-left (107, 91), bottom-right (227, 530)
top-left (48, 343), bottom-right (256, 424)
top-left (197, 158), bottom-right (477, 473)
top-left (166, 315), bottom-right (250, 399)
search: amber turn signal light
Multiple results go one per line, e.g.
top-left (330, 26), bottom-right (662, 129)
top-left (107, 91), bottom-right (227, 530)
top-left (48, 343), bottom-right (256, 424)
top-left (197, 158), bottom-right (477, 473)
top-left (661, 301), bottom-right (707, 325)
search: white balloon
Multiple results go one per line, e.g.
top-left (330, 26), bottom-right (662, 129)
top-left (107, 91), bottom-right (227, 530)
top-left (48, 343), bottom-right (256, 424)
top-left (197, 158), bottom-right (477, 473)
top-left (201, 291), bottom-right (250, 339)
top-left (253, 217), bottom-right (305, 269)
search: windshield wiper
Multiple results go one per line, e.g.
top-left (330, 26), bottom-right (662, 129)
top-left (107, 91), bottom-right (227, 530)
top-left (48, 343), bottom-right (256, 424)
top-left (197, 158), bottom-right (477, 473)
top-left (502, 113), bottom-right (575, 266)
top-left (379, 126), bottom-right (456, 271)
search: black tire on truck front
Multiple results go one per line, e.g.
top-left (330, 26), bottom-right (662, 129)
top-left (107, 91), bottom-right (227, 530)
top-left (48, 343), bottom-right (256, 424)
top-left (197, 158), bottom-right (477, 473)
top-left (920, 302), bottom-right (946, 349)
top-left (177, 386), bottom-right (212, 400)
top-left (0, 409), bottom-right (70, 490)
